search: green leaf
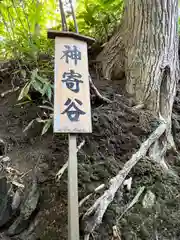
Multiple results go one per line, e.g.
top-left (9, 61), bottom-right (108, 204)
top-left (31, 69), bottom-right (38, 81)
top-left (18, 82), bottom-right (31, 101)
top-left (41, 83), bottom-right (49, 96)
top-left (32, 80), bottom-right (43, 94)
top-left (36, 74), bottom-right (49, 84)
top-left (47, 86), bottom-right (52, 101)
top-left (26, 94), bottom-right (32, 101)
top-left (20, 69), bottom-right (27, 78)
top-left (41, 119), bottom-right (52, 135)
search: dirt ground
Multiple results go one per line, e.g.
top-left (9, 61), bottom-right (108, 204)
top-left (1, 61), bottom-right (180, 240)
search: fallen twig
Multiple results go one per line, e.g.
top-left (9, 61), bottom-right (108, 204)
top-left (20, 169), bottom-right (33, 179)
top-left (77, 139), bottom-right (85, 152)
top-left (82, 123), bottom-right (166, 236)
top-left (84, 234), bottom-right (90, 240)
top-left (132, 104), bottom-right (144, 110)
top-left (56, 161), bottom-right (68, 181)
top-left (23, 120), bottom-right (35, 133)
top-left (56, 140), bottom-right (85, 181)
top-left (1, 87), bottom-right (19, 97)
top-left (12, 180), bottom-right (25, 189)
top-left (155, 231), bottom-right (159, 240)
top-left (89, 76), bottom-right (112, 103)
top-left (118, 186), bottom-right (145, 220)
top-left (79, 184), bottom-right (105, 207)
top-left (6, 167), bottom-right (22, 175)
top-left (0, 233), bottom-right (11, 240)
top-left (111, 225), bottom-right (122, 240)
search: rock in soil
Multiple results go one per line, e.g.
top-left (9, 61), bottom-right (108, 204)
top-left (0, 176), bottom-right (12, 227)
top-left (142, 190), bottom-right (156, 209)
top-left (7, 178), bottom-right (39, 236)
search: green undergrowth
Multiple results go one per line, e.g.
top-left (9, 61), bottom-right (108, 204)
top-left (0, 0), bottom-right (124, 135)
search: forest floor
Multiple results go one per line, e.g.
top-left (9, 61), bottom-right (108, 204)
top-left (1, 59), bottom-right (180, 240)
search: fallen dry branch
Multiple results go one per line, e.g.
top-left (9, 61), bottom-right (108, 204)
top-left (82, 123), bottom-right (166, 238)
top-left (1, 87), bottom-right (20, 97)
top-left (118, 186), bottom-right (145, 220)
top-left (56, 140), bottom-right (85, 181)
top-left (77, 139), bottom-right (85, 152)
top-left (79, 184), bottom-right (105, 208)
top-left (89, 76), bottom-right (112, 103)
top-left (79, 177), bottom-right (132, 208)
top-left (132, 104), bottom-right (145, 110)
top-left (56, 161), bottom-right (68, 181)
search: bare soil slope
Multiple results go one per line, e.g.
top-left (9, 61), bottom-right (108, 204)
top-left (0, 62), bottom-right (180, 240)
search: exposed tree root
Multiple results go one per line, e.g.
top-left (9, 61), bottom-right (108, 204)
top-left (82, 123), bottom-right (166, 238)
top-left (148, 120), bottom-right (178, 173)
top-left (89, 76), bottom-right (112, 103)
top-left (118, 186), bottom-right (145, 221)
top-left (79, 177), bottom-right (133, 208)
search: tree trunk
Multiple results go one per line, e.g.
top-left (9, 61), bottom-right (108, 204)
top-left (99, 0), bottom-right (179, 115)
top-left (82, 2), bottom-right (180, 234)
top-left (98, 0), bottom-right (179, 165)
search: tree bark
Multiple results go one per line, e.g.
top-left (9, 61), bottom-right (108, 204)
top-left (98, 0), bottom-right (179, 163)
top-left (82, 2), bottom-right (179, 235)
top-left (99, 0), bottom-right (179, 119)
top-left (96, 30), bottom-right (125, 80)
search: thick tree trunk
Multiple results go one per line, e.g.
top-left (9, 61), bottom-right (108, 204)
top-left (98, 0), bottom-right (179, 164)
top-left (82, 2), bottom-right (180, 235)
top-left (99, 0), bottom-right (179, 118)
top-left (82, 2), bottom-right (179, 235)
top-left (124, 0), bottom-right (179, 118)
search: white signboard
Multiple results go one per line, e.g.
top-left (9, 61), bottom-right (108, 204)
top-left (54, 37), bottom-right (92, 133)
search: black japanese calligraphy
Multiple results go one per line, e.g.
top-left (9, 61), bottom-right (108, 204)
top-left (62, 70), bottom-right (83, 93)
top-left (61, 98), bottom-right (86, 121)
top-left (61, 45), bottom-right (81, 65)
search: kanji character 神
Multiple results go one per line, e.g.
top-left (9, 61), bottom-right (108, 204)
top-left (61, 98), bottom-right (86, 122)
top-left (61, 45), bottom-right (81, 65)
top-left (62, 69), bottom-right (83, 93)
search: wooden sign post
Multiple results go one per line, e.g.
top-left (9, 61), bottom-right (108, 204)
top-left (48, 30), bottom-right (94, 240)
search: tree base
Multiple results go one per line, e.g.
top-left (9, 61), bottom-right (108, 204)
top-left (81, 123), bottom-right (169, 238)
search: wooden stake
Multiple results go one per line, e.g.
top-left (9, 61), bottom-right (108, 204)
top-left (68, 134), bottom-right (79, 240)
